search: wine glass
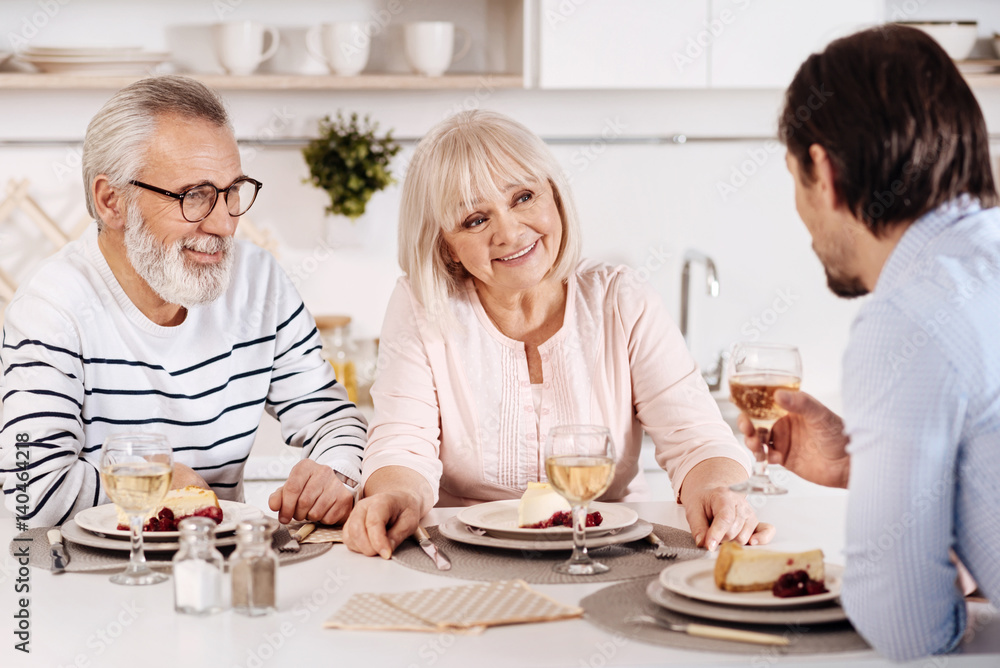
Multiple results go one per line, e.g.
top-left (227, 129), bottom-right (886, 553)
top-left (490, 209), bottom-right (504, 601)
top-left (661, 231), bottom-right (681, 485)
top-left (544, 425), bottom-right (616, 575)
top-left (727, 343), bottom-right (802, 495)
top-left (99, 433), bottom-right (173, 585)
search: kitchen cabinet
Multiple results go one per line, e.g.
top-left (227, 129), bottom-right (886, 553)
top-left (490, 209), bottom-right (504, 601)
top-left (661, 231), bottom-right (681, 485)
top-left (536, 0), bottom-right (710, 89)
top-left (709, 0), bottom-right (884, 88)
top-left (0, 0), bottom-right (528, 91)
top-left (533, 0), bottom-right (883, 90)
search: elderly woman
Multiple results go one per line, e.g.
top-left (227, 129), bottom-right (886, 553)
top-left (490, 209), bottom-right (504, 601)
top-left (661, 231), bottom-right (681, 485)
top-left (343, 110), bottom-right (773, 558)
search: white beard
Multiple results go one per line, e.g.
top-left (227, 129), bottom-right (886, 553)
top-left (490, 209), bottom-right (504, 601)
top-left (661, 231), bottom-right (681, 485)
top-left (124, 203), bottom-right (235, 308)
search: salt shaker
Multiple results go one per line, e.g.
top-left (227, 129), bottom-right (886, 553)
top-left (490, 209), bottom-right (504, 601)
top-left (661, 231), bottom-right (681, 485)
top-left (172, 517), bottom-right (226, 615)
top-left (231, 517), bottom-right (279, 616)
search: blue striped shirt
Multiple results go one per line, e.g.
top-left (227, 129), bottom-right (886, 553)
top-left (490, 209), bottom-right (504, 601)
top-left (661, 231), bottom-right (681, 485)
top-left (841, 196), bottom-right (1000, 660)
top-left (0, 226), bottom-right (367, 527)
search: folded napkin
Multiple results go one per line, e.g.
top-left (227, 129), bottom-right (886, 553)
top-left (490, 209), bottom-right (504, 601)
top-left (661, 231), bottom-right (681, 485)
top-left (287, 520), bottom-right (343, 544)
top-left (324, 580), bottom-right (582, 633)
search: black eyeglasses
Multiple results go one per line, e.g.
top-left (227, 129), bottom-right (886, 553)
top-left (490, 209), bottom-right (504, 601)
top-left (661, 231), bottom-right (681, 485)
top-left (129, 177), bottom-right (263, 223)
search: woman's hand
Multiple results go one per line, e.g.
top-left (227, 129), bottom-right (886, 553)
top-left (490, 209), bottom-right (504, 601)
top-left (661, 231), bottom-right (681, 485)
top-left (738, 390), bottom-right (851, 489)
top-left (342, 466), bottom-right (433, 558)
top-left (343, 490), bottom-right (423, 558)
top-left (679, 458), bottom-right (775, 550)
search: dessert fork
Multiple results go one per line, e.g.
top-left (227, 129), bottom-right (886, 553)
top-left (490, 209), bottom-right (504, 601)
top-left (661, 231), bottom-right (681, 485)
top-left (645, 532), bottom-right (677, 559)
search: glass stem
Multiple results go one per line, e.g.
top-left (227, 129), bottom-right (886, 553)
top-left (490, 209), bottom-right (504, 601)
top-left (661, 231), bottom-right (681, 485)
top-left (568, 503), bottom-right (592, 566)
top-left (752, 427), bottom-right (770, 479)
top-left (128, 514), bottom-right (148, 574)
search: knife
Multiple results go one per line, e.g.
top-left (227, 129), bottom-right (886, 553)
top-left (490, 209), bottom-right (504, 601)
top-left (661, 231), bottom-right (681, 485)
top-left (630, 614), bottom-right (789, 646)
top-left (47, 528), bottom-right (69, 574)
top-left (413, 525), bottom-right (451, 570)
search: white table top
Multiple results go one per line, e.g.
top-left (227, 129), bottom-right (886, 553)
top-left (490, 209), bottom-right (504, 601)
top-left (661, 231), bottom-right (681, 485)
top-left (2, 477), bottom-right (998, 668)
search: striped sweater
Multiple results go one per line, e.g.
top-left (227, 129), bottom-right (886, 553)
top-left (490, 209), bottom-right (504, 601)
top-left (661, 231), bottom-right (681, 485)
top-left (0, 226), bottom-right (366, 527)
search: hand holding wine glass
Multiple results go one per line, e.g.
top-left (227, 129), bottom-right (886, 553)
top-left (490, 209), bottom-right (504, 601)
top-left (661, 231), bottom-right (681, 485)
top-left (100, 433), bottom-right (173, 585)
top-left (545, 425), bottom-right (615, 575)
top-left (728, 343), bottom-right (802, 495)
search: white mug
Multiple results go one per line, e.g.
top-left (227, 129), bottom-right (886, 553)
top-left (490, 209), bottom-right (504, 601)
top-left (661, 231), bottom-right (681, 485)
top-left (404, 22), bottom-right (471, 77)
top-left (261, 26), bottom-right (327, 75)
top-left (213, 21), bottom-right (280, 75)
top-left (306, 22), bottom-right (369, 76)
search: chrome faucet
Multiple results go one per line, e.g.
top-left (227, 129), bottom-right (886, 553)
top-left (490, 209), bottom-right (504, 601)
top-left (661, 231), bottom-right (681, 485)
top-left (680, 249), bottom-right (724, 391)
top-left (680, 249), bottom-right (719, 340)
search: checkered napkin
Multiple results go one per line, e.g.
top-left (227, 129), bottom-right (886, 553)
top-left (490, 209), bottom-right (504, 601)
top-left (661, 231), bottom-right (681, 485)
top-left (288, 521), bottom-right (343, 543)
top-left (323, 580), bottom-right (582, 633)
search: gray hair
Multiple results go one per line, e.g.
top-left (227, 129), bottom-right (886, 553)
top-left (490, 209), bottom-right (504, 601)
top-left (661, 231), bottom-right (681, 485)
top-left (82, 75), bottom-right (233, 227)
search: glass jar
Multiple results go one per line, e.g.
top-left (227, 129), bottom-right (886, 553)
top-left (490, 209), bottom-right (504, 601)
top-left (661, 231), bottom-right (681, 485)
top-left (230, 518), bottom-right (279, 616)
top-left (315, 314), bottom-right (358, 403)
top-left (172, 517), bottom-right (226, 615)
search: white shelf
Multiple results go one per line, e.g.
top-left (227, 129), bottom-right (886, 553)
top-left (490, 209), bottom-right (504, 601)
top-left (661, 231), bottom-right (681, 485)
top-left (0, 72), bottom-right (525, 91)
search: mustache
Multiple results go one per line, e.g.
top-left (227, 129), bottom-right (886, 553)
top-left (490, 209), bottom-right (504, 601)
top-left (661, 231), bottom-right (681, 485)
top-left (181, 234), bottom-right (232, 254)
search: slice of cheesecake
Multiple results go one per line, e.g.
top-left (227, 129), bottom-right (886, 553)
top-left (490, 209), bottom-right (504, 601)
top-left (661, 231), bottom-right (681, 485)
top-left (516, 481), bottom-right (603, 529)
top-left (713, 541), bottom-right (825, 592)
top-left (116, 485), bottom-right (223, 532)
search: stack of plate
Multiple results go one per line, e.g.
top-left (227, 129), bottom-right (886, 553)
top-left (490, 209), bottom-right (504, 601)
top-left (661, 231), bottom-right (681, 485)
top-left (648, 557), bottom-right (848, 625)
top-left (438, 499), bottom-right (652, 551)
top-left (60, 500), bottom-right (262, 552)
top-left (17, 46), bottom-right (170, 76)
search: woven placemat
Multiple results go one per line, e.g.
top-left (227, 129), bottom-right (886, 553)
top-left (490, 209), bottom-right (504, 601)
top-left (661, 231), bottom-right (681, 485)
top-left (581, 576), bottom-right (870, 655)
top-left (10, 527), bottom-right (331, 574)
top-left (391, 523), bottom-right (706, 584)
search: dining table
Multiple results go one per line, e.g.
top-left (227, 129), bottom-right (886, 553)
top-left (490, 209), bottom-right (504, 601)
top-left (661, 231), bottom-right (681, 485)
top-left (2, 473), bottom-right (998, 668)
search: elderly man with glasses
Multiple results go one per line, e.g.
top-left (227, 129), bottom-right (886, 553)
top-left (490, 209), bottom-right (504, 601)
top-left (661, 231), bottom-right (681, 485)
top-left (0, 76), bottom-right (366, 528)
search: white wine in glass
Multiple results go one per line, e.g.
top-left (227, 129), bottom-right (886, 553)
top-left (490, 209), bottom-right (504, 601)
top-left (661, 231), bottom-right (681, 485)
top-left (99, 433), bottom-right (173, 585)
top-left (728, 343), bottom-right (802, 495)
top-left (545, 425), bottom-right (615, 575)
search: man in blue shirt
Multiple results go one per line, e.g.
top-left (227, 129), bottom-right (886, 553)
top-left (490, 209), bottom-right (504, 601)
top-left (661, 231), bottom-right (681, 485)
top-left (739, 25), bottom-right (1000, 660)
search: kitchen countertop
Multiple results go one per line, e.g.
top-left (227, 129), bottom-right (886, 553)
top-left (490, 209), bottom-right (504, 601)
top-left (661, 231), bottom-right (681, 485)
top-left (2, 476), bottom-right (998, 668)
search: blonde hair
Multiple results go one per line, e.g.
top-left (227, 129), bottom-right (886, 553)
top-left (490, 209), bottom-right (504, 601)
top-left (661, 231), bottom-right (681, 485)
top-left (398, 110), bottom-right (581, 324)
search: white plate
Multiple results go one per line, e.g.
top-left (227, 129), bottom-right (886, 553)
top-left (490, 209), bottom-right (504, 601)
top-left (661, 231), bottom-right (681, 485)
top-left (61, 519), bottom-right (238, 552)
top-left (23, 46), bottom-right (147, 57)
top-left (73, 500), bottom-right (261, 539)
top-left (456, 500), bottom-right (638, 540)
top-left (659, 558), bottom-right (843, 608)
top-left (645, 579), bottom-right (847, 625)
top-left (437, 516), bottom-right (653, 551)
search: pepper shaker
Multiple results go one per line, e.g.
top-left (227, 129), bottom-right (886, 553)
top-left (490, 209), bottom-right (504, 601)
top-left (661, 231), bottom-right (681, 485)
top-left (231, 517), bottom-right (279, 616)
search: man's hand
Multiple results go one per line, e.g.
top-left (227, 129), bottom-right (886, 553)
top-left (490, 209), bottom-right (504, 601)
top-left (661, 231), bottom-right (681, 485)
top-left (737, 390), bottom-right (851, 489)
top-left (171, 463), bottom-right (210, 490)
top-left (343, 490), bottom-right (423, 559)
top-left (268, 459), bottom-right (354, 525)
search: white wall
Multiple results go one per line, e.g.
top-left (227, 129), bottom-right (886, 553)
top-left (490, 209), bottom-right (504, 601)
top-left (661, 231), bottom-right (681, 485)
top-left (3, 0), bottom-right (1000, 453)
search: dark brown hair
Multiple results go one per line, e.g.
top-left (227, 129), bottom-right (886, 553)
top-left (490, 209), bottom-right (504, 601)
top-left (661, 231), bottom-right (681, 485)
top-left (779, 24), bottom-right (997, 235)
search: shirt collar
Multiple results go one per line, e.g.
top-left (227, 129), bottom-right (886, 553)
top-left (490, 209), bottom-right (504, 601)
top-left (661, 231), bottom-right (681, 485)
top-left (875, 195), bottom-right (982, 294)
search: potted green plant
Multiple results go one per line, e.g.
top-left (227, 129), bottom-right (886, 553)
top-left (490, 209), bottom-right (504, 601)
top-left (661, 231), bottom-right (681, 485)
top-left (302, 112), bottom-right (401, 220)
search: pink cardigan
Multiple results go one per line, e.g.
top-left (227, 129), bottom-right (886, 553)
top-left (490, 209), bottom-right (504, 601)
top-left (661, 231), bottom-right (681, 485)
top-left (361, 260), bottom-right (752, 509)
